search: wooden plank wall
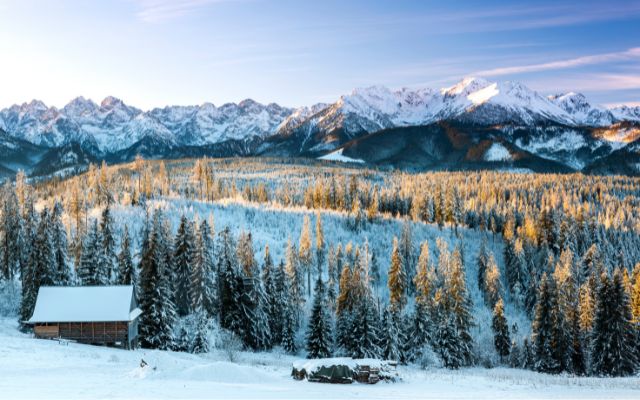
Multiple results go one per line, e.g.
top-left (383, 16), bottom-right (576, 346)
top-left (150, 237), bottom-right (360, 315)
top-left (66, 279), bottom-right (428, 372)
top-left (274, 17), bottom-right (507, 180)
top-left (34, 322), bottom-right (129, 345)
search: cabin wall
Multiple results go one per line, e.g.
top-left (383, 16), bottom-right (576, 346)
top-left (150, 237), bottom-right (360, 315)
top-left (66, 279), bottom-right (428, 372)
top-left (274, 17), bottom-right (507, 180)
top-left (34, 321), bottom-right (130, 347)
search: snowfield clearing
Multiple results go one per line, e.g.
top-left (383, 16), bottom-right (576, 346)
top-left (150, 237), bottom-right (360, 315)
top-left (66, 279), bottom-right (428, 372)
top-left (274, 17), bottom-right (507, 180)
top-left (1, 319), bottom-right (639, 400)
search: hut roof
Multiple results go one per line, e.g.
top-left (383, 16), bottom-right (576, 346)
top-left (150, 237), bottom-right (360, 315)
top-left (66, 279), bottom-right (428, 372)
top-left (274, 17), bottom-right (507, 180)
top-left (27, 286), bottom-right (141, 323)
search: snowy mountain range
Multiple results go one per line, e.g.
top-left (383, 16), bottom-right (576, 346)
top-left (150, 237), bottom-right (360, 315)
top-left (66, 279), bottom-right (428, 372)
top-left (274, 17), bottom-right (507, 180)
top-left (1, 77), bottom-right (639, 177)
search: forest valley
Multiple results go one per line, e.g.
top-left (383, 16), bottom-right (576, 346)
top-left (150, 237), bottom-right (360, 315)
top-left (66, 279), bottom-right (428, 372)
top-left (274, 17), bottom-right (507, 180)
top-left (1, 157), bottom-right (640, 378)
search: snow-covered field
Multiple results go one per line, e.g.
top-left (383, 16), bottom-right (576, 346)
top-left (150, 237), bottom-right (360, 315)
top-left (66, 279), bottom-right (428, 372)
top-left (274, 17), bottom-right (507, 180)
top-left (1, 319), bottom-right (638, 400)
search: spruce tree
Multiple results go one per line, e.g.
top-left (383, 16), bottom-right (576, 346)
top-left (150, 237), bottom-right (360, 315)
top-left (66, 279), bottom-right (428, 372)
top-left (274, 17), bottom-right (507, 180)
top-left (382, 306), bottom-right (406, 362)
top-left (590, 270), bottom-right (637, 376)
top-left (216, 227), bottom-right (242, 335)
top-left (444, 246), bottom-right (474, 367)
top-left (138, 211), bottom-right (176, 350)
top-left (400, 221), bottom-right (415, 295)
top-left (50, 202), bottom-right (71, 285)
top-left (305, 275), bottom-right (333, 358)
top-left (299, 215), bottom-right (313, 297)
top-left (77, 220), bottom-right (100, 286)
top-left (174, 215), bottom-right (195, 316)
top-left (388, 237), bottom-right (407, 311)
top-left (117, 226), bottom-right (136, 290)
top-left (553, 249), bottom-right (578, 373)
top-left (477, 237), bottom-right (489, 291)
top-left (409, 241), bottom-right (435, 361)
top-left (20, 209), bottom-right (54, 323)
top-left (100, 205), bottom-right (118, 283)
top-left (1, 186), bottom-right (21, 281)
top-left (237, 232), bottom-right (271, 350)
top-left (492, 298), bottom-right (511, 363)
top-left (281, 272), bottom-right (297, 354)
top-left (284, 238), bottom-right (302, 322)
top-left (191, 309), bottom-right (210, 354)
top-left (532, 273), bottom-right (560, 373)
top-left (484, 253), bottom-right (501, 308)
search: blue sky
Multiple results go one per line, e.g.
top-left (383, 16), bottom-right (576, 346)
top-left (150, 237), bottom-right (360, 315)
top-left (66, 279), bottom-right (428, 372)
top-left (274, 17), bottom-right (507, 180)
top-left (0, 0), bottom-right (638, 109)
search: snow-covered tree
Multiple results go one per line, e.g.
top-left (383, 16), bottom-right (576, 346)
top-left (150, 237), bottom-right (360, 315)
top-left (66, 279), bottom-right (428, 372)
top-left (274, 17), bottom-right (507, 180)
top-left (492, 298), bottom-right (511, 363)
top-left (173, 215), bottom-right (195, 316)
top-left (99, 205), bottom-right (118, 283)
top-left (50, 202), bottom-right (71, 285)
top-left (138, 211), bottom-right (177, 350)
top-left (532, 273), bottom-right (560, 374)
top-left (117, 226), bottom-right (136, 291)
top-left (388, 237), bottom-right (407, 311)
top-left (305, 275), bottom-right (333, 358)
top-left (299, 215), bottom-right (313, 297)
top-left (590, 269), bottom-right (637, 376)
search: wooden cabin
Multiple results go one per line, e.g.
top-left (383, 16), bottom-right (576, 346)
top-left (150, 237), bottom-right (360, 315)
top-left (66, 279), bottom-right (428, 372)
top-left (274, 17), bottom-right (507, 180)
top-left (26, 285), bottom-right (142, 349)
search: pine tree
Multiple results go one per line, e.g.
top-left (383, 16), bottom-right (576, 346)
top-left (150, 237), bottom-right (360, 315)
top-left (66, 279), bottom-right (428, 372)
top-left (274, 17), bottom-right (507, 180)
top-left (484, 253), bottom-right (501, 308)
top-left (216, 227), bottom-right (242, 334)
top-left (20, 209), bottom-right (54, 323)
top-left (522, 338), bottom-right (535, 370)
top-left (400, 221), bottom-right (415, 295)
top-left (348, 246), bottom-right (381, 359)
top-left (315, 211), bottom-right (325, 276)
top-left (432, 294), bottom-right (463, 369)
top-left (285, 237), bottom-right (302, 321)
top-left (1, 186), bottom-right (22, 281)
top-left (50, 202), bottom-right (71, 285)
top-left (630, 263), bottom-right (640, 327)
top-left (509, 340), bottom-right (521, 368)
top-left (382, 306), bottom-right (406, 362)
top-left (174, 215), bottom-right (195, 316)
top-left (262, 247), bottom-right (282, 344)
top-left (532, 273), bottom-right (561, 374)
top-left (443, 246), bottom-right (474, 367)
top-left (117, 226), bottom-right (136, 290)
top-left (299, 215), bottom-right (313, 297)
top-left (335, 261), bottom-right (354, 352)
top-left (326, 245), bottom-right (337, 309)
top-left (77, 220), bottom-right (101, 285)
top-left (492, 298), bottom-right (511, 363)
top-left (100, 205), bottom-right (118, 283)
top-left (281, 271), bottom-right (297, 354)
top-left (477, 237), bottom-right (489, 291)
top-left (553, 248), bottom-right (578, 373)
top-left (237, 232), bottom-right (272, 350)
top-left (388, 237), bottom-right (407, 311)
top-left (138, 211), bottom-right (176, 350)
top-left (590, 269), bottom-right (637, 376)
top-left (305, 275), bottom-right (333, 358)
top-left (409, 241), bottom-right (435, 361)
top-left (191, 309), bottom-right (210, 354)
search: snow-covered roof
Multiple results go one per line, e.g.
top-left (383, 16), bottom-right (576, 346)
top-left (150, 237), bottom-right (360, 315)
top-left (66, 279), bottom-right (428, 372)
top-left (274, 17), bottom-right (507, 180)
top-left (27, 286), bottom-right (141, 323)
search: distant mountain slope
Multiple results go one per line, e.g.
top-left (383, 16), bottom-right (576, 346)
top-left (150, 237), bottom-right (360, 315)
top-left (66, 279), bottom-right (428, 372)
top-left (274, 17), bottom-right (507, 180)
top-left (1, 77), bottom-right (640, 177)
top-left (329, 123), bottom-right (572, 173)
top-left (0, 128), bottom-right (48, 177)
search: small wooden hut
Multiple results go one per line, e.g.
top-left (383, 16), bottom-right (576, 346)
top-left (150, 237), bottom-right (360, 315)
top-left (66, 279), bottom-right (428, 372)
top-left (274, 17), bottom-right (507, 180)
top-left (26, 285), bottom-right (142, 349)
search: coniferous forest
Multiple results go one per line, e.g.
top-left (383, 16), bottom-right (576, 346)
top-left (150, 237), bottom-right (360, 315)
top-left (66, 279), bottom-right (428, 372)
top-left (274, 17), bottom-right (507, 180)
top-left (1, 157), bottom-right (640, 377)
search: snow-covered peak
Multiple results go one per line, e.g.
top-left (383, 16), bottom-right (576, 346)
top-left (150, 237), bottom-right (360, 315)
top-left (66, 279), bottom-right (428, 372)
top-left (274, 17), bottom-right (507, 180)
top-left (549, 92), bottom-right (616, 126)
top-left (441, 77), bottom-right (491, 97)
top-left (610, 105), bottom-right (640, 122)
top-left (63, 96), bottom-right (98, 117)
top-left (100, 96), bottom-right (125, 110)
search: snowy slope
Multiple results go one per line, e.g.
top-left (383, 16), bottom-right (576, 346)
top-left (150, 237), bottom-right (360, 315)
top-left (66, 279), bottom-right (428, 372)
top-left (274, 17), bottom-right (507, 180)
top-left (1, 318), bottom-right (639, 400)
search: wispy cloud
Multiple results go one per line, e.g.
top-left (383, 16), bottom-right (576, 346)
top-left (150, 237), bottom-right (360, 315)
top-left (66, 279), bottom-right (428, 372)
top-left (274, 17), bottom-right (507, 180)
top-left (134, 0), bottom-right (233, 23)
top-left (474, 47), bottom-right (640, 77)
